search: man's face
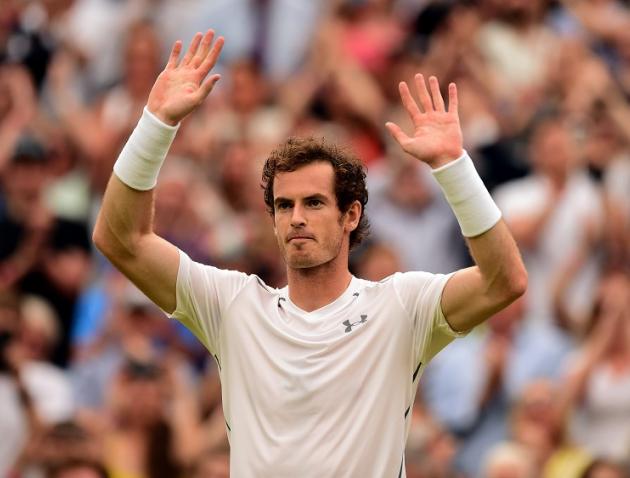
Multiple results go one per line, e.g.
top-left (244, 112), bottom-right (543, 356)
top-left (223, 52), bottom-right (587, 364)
top-left (272, 162), bottom-right (357, 270)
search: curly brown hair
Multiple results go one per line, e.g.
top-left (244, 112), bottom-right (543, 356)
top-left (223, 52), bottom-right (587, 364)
top-left (261, 137), bottom-right (369, 249)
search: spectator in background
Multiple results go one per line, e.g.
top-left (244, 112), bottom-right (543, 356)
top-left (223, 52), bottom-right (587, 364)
top-left (48, 20), bottom-right (165, 194)
top-left (0, 290), bottom-right (35, 476)
top-left (71, 282), bottom-right (191, 411)
top-left (476, 0), bottom-right (559, 133)
top-left (0, 137), bottom-right (91, 366)
top-left (351, 241), bottom-right (402, 282)
top-left (559, 272), bottom-right (630, 463)
top-left (404, 402), bottom-right (461, 478)
top-left (180, 0), bottom-right (322, 81)
top-left (367, 155), bottom-right (466, 273)
top-left (482, 441), bottom-right (536, 478)
top-left (13, 295), bottom-right (75, 425)
top-left (421, 295), bottom-right (572, 477)
top-left (494, 116), bottom-right (604, 330)
top-left (0, 65), bottom-right (36, 173)
top-left (99, 356), bottom-right (202, 478)
top-left (510, 380), bottom-right (568, 475)
top-left (18, 421), bottom-right (104, 477)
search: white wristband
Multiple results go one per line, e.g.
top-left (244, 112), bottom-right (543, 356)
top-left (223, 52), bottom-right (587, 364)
top-left (113, 107), bottom-right (180, 191)
top-left (431, 151), bottom-right (501, 237)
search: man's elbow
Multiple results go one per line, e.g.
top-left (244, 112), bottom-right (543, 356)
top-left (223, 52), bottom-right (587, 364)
top-left (505, 265), bottom-right (528, 302)
top-left (92, 220), bottom-right (135, 262)
top-left (486, 264), bottom-right (527, 308)
top-left (92, 221), bottom-right (107, 254)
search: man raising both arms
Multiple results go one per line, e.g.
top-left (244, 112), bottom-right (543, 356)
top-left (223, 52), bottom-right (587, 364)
top-left (93, 30), bottom-right (527, 477)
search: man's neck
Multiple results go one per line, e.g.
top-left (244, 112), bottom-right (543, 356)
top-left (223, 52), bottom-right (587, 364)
top-left (286, 259), bottom-right (353, 312)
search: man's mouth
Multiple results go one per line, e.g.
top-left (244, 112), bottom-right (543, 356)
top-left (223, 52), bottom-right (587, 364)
top-left (287, 234), bottom-right (314, 242)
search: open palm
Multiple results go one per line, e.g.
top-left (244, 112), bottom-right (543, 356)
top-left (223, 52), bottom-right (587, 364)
top-left (147, 30), bottom-right (224, 126)
top-left (386, 74), bottom-right (463, 169)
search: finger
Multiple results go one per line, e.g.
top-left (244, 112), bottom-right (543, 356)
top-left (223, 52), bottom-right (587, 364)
top-left (182, 32), bottom-right (203, 66)
top-left (385, 121), bottom-right (411, 149)
top-left (196, 73), bottom-right (221, 102)
top-left (447, 82), bottom-right (458, 114)
top-left (429, 76), bottom-right (445, 112)
top-left (414, 73), bottom-right (434, 112)
top-left (199, 36), bottom-right (225, 77)
top-left (166, 41), bottom-right (182, 70)
top-left (398, 82), bottom-right (423, 125)
top-left (192, 29), bottom-right (215, 68)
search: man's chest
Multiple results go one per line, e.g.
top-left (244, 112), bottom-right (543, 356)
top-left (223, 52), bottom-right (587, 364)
top-left (218, 293), bottom-right (412, 411)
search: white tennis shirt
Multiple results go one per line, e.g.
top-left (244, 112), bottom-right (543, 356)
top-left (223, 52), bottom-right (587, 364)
top-left (171, 250), bottom-right (465, 477)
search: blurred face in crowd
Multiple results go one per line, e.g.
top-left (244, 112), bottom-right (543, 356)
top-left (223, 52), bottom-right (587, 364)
top-left (32, 423), bottom-right (102, 470)
top-left (272, 162), bottom-right (358, 270)
top-left (229, 61), bottom-right (266, 114)
top-left (530, 121), bottom-right (577, 182)
top-left (596, 273), bottom-right (630, 355)
top-left (2, 161), bottom-right (48, 221)
top-left (124, 22), bottom-right (161, 96)
top-left (115, 364), bottom-right (165, 427)
top-left (355, 243), bottom-right (401, 282)
top-left (388, 162), bottom-right (433, 211)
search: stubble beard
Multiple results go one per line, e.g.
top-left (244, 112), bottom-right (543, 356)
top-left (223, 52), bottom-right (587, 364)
top-left (281, 235), bottom-right (345, 272)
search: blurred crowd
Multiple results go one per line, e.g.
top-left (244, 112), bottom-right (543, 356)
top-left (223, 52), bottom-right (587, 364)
top-left (0, 0), bottom-right (629, 477)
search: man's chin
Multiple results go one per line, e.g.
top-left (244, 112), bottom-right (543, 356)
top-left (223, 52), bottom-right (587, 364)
top-left (287, 258), bottom-right (318, 269)
top-left (286, 253), bottom-right (322, 269)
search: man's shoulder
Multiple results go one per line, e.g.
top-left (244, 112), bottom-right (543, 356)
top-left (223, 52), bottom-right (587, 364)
top-left (353, 271), bottom-right (446, 301)
top-left (181, 252), bottom-right (281, 299)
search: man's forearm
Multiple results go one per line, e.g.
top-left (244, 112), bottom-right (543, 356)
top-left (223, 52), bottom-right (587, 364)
top-left (431, 152), bottom-right (527, 331)
top-left (93, 107), bottom-right (178, 256)
top-left (439, 220), bottom-right (527, 332)
top-left (430, 151), bottom-right (525, 296)
top-left (467, 220), bottom-right (527, 302)
top-left (93, 176), bottom-right (155, 259)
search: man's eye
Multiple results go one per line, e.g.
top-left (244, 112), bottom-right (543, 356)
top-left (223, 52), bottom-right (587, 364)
top-left (307, 199), bottom-right (322, 207)
top-left (276, 202), bottom-right (291, 210)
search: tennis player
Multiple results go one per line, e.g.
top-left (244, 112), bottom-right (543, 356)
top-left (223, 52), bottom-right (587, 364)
top-left (93, 30), bottom-right (527, 477)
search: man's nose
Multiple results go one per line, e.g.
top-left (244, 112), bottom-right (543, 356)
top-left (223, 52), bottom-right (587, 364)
top-left (290, 203), bottom-right (306, 227)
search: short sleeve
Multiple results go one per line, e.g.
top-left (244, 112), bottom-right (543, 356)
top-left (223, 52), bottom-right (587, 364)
top-left (392, 271), bottom-right (468, 365)
top-left (170, 250), bottom-right (250, 355)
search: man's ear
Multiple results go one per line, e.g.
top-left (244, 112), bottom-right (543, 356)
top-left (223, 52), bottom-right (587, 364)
top-left (344, 200), bottom-right (362, 232)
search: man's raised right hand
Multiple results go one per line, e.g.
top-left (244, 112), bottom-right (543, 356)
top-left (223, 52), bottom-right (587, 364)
top-left (147, 30), bottom-right (224, 126)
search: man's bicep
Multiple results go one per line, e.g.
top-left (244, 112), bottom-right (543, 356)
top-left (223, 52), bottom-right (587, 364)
top-left (113, 234), bottom-right (180, 314)
top-left (440, 266), bottom-right (501, 333)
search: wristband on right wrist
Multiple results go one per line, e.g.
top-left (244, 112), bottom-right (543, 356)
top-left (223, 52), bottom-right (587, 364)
top-left (113, 107), bottom-right (180, 191)
top-left (431, 151), bottom-right (502, 237)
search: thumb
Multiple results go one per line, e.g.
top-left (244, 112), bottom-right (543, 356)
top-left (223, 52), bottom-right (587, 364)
top-left (385, 122), bottom-right (411, 150)
top-left (196, 73), bottom-right (221, 102)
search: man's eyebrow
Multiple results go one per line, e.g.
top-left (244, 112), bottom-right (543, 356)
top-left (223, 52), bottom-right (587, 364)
top-left (274, 194), bottom-right (328, 205)
top-left (304, 193), bottom-right (328, 202)
top-left (274, 197), bottom-right (292, 206)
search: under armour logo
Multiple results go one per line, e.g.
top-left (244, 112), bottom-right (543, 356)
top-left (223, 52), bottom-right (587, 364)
top-left (343, 315), bottom-right (368, 333)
